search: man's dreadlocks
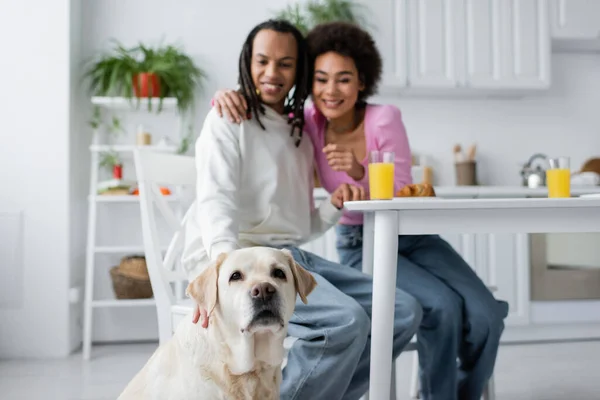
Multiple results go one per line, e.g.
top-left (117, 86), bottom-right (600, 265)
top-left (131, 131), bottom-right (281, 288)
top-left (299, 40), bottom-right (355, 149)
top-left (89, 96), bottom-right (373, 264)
top-left (237, 19), bottom-right (309, 147)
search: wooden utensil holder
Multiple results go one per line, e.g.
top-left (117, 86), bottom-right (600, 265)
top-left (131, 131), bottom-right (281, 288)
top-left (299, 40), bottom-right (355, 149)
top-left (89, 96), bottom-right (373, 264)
top-left (455, 160), bottom-right (478, 186)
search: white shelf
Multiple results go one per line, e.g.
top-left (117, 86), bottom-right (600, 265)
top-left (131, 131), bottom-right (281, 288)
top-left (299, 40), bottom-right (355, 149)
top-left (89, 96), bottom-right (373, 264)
top-left (91, 96), bottom-right (178, 111)
top-left (89, 195), bottom-right (179, 203)
top-left (94, 246), bottom-right (168, 254)
top-left (84, 92), bottom-right (186, 359)
top-left (89, 144), bottom-right (178, 153)
top-left (91, 299), bottom-right (156, 308)
top-left (95, 246), bottom-right (146, 254)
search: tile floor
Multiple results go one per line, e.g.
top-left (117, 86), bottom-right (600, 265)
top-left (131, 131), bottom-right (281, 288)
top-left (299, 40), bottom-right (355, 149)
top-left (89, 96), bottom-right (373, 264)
top-left (1, 340), bottom-right (599, 399)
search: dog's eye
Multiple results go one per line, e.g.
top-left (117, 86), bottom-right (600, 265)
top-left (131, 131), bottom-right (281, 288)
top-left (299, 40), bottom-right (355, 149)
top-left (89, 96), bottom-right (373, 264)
top-left (229, 271), bottom-right (243, 282)
top-left (272, 268), bottom-right (287, 280)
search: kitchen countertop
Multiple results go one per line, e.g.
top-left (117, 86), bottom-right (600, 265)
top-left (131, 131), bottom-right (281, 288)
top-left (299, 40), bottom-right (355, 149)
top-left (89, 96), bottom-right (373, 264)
top-left (313, 185), bottom-right (600, 199)
top-left (432, 185), bottom-right (600, 198)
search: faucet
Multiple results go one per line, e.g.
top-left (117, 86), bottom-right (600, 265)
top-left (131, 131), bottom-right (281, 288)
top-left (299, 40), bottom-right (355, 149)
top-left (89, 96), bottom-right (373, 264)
top-left (520, 153), bottom-right (548, 188)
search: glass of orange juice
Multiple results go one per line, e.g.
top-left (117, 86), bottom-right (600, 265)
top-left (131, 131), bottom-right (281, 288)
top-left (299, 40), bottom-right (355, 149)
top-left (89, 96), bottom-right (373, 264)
top-left (368, 151), bottom-right (395, 200)
top-left (546, 156), bottom-right (571, 198)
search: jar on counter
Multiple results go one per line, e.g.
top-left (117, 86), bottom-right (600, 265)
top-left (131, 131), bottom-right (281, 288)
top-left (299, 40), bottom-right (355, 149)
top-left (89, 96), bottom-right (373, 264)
top-left (420, 155), bottom-right (433, 185)
top-left (136, 124), bottom-right (152, 146)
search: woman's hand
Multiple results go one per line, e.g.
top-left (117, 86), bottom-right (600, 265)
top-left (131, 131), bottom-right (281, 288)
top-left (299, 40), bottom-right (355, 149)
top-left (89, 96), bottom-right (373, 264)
top-left (322, 144), bottom-right (365, 181)
top-left (212, 89), bottom-right (248, 124)
top-left (330, 183), bottom-right (366, 209)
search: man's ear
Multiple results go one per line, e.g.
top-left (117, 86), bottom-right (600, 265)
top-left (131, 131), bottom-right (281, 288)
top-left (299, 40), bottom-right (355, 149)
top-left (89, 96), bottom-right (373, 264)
top-left (281, 249), bottom-right (317, 304)
top-left (186, 253), bottom-right (228, 316)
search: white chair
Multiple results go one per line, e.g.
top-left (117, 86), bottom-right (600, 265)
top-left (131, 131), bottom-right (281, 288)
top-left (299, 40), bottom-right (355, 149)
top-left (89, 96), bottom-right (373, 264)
top-left (361, 213), bottom-right (496, 400)
top-left (134, 148), bottom-right (299, 354)
top-left (134, 149), bottom-right (197, 343)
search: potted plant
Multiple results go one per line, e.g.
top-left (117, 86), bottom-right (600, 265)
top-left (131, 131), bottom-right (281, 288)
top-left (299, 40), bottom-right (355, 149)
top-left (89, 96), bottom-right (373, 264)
top-left (83, 40), bottom-right (206, 113)
top-left (99, 150), bottom-right (123, 180)
top-left (275, 0), bottom-right (370, 35)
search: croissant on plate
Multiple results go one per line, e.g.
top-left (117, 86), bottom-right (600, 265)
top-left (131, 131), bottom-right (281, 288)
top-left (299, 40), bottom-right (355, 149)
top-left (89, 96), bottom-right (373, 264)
top-left (396, 183), bottom-right (436, 197)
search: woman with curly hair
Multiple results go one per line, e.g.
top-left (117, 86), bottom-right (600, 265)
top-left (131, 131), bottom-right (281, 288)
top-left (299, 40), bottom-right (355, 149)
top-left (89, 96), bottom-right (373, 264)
top-left (212, 21), bottom-right (508, 400)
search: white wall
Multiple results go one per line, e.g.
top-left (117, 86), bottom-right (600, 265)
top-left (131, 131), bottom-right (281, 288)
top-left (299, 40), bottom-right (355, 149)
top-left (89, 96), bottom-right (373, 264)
top-left (69, 0), bottom-right (87, 353)
top-left (0, 0), bottom-right (74, 358)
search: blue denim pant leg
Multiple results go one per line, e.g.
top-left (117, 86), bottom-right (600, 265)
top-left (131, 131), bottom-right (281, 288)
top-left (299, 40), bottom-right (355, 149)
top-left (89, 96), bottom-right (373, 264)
top-left (335, 225), bottom-right (509, 400)
top-left (280, 246), bottom-right (422, 400)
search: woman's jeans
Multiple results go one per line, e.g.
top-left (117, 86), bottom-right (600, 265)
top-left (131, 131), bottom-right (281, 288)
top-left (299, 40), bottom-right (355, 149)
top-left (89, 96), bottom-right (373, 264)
top-left (335, 224), bottom-right (509, 400)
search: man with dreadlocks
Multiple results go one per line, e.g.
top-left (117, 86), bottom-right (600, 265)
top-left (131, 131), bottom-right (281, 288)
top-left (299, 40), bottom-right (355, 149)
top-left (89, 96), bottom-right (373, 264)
top-left (181, 19), bottom-right (421, 400)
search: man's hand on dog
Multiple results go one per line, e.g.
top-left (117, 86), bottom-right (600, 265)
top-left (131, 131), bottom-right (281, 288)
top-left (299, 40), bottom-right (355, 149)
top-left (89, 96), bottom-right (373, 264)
top-left (192, 305), bottom-right (209, 328)
top-left (331, 183), bottom-right (366, 209)
top-left (191, 185), bottom-right (363, 326)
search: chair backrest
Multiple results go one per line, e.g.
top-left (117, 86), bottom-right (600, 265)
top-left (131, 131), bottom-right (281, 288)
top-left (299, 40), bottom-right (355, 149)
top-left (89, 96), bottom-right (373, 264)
top-left (133, 148), bottom-right (196, 340)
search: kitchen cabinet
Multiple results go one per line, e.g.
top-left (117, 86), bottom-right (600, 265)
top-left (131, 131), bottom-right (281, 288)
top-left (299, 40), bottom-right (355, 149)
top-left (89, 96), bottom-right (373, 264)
top-left (367, 0), bottom-right (551, 93)
top-left (368, 0), bottom-right (461, 90)
top-left (463, 0), bottom-right (550, 89)
top-left (548, 0), bottom-right (600, 51)
top-left (549, 0), bottom-right (600, 40)
top-left (366, 0), bottom-right (408, 88)
top-left (441, 233), bottom-right (530, 326)
top-left (405, 0), bottom-right (460, 88)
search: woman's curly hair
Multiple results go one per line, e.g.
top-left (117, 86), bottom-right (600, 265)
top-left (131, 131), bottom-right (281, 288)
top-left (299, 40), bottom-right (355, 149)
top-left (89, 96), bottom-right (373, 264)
top-left (306, 22), bottom-right (382, 103)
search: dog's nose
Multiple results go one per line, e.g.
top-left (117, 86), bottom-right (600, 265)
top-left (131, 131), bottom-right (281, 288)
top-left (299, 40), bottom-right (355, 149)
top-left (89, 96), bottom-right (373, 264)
top-left (251, 282), bottom-right (276, 301)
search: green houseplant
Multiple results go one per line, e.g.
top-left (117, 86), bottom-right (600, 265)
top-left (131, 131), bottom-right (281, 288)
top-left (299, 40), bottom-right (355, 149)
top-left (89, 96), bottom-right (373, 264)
top-left (275, 0), bottom-right (370, 35)
top-left (99, 150), bottom-right (123, 180)
top-left (83, 40), bottom-right (206, 113)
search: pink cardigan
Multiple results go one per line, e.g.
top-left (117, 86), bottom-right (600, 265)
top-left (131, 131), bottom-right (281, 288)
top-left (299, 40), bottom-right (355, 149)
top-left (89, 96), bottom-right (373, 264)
top-left (304, 103), bottom-right (413, 225)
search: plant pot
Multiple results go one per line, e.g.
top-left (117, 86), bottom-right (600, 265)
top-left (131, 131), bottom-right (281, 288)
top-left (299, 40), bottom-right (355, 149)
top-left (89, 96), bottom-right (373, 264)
top-left (133, 72), bottom-right (161, 98)
top-left (113, 164), bottom-right (123, 180)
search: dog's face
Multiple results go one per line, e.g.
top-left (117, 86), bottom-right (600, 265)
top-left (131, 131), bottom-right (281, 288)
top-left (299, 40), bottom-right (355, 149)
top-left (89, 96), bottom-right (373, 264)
top-left (187, 247), bottom-right (316, 335)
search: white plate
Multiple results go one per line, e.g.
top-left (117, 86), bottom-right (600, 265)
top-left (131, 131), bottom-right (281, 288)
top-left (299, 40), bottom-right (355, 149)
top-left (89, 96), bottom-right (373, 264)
top-left (579, 193), bottom-right (600, 198)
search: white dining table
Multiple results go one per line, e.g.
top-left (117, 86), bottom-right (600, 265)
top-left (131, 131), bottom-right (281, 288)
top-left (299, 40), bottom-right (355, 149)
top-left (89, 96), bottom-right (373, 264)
top-left (344, 195), bottom-right (600, 400)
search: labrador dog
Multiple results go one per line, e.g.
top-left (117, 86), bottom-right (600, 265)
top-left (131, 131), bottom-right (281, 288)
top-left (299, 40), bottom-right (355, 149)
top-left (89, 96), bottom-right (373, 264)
top-left (118, 247), bottom-right (317, 400)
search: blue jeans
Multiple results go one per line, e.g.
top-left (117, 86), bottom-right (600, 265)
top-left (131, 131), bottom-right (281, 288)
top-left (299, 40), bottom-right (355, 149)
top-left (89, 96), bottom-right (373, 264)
top-left (280, 246), bottom-right (422, 400)
top-left (335, 224), bottom-right (509, 400)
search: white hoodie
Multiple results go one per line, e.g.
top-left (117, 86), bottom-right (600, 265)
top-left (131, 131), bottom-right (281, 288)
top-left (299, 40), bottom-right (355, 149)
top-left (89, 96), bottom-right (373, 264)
top-left (181, 106), bottom-right (342, 280)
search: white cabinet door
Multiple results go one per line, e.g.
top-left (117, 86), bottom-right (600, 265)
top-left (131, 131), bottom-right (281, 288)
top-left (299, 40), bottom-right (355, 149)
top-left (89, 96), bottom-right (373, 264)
top-left (440, 233), bottom-right (462, 255)
top-left (507, 0), bottom-right (551, 88)
top-left (406, 0), bottom-right (461, 88)
top-left (441, 232), bottom-right (531, 326)
top-left (366, 0), bottom-right (408, 88)
top-left (464, 0), bottom-right (550, 89)
top-left (373, 0), bottom-right (551, 92)
top-left (463, 0), bottom-right (502, 88)
top-left (477, 233), bottom-right (531, 325)
top-left (549, 0), bottom-right (600, 39)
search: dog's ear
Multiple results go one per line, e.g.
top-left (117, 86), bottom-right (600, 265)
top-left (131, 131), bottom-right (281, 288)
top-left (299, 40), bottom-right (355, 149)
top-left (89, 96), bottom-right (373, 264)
top-left (281, 249), bottom-right (317, 304)
top-left (186, 253), bottom-right (228, 316)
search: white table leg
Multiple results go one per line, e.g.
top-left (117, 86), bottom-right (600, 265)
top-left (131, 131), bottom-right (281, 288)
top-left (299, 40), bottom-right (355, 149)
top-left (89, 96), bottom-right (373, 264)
top-left (362, 212), bottom-right (375, 276)
top-left (369, 210), bottom-right (399, 400)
